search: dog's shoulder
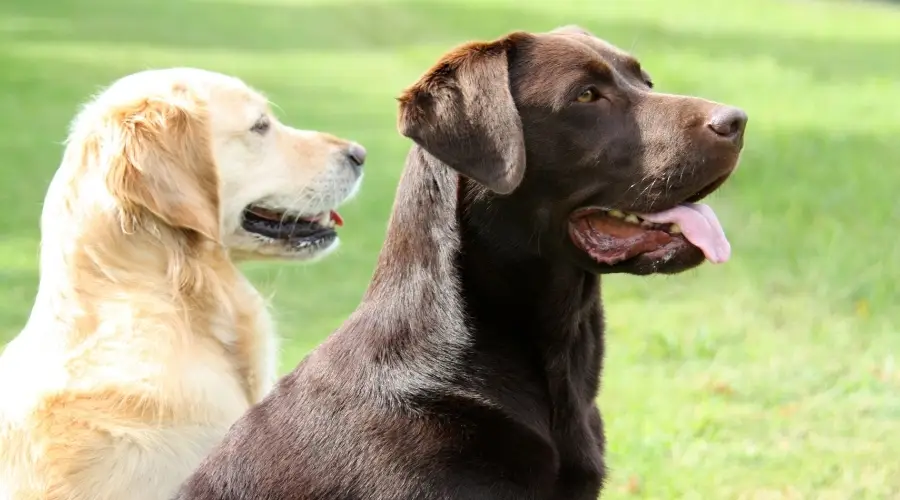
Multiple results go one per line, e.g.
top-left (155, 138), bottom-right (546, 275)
top-left (176, 328), bottom-right (564, 499)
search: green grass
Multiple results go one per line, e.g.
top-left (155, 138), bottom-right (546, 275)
top-left (2, 0), bottom-right (899, 497)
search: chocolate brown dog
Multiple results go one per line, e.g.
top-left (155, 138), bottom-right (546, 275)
top-left (174, 25), bottom-right (746, 500)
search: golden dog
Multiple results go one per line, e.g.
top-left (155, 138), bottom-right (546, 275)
top-left (0, 68), bottom-right (365, 500)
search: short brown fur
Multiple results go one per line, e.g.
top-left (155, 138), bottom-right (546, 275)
top-left (177, 26), bottom-right (746, 500)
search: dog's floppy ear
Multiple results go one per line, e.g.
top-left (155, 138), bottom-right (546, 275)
top-left (397, 33), bottom-right (530, 195)
top-left (104, 95), bottom-right (220, 241)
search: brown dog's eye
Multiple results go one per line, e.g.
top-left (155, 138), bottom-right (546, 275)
top-left (250, 117), bottom-right (270, 134)
top-left (576, 88), bottom-right (601, 103)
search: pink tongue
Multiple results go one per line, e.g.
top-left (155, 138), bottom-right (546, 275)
top-left (639, 203), bottom-right (731, 263)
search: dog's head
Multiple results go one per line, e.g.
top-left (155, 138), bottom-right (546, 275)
top-left (398, 27), bottom-right (746, 275)
top-left (73, 67), bottom-right (364, 261)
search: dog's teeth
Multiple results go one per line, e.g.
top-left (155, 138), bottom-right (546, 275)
top-left (318, 212), bottom-right (336, 228)
top-left (624, 214), bottom-right (640, 224)
top-left (608, 209), bottom-right (625, 218)
top-left (670, 224), bottom-right (682, 234)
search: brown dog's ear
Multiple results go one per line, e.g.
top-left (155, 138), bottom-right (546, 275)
top-left (104, 95), bottom-right (220, 241)
top-left (397, 34), bottom-right (529, 195)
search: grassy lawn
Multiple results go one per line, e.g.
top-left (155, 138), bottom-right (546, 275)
top-left (2, 0), bottom-right (898, 497)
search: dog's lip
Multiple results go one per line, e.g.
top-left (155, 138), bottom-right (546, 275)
top-left (244, 204), bottom-right (343, 227)
top-left (567, 207), bottom-right (685, 234)
top-left (569, 172), bottom-right (732, 221)
top-left (566, 211), bottom-right (683, 266)
top-left (567, 171), bottom-right (734, 265)
top-left (569, 206), bottom-right (612, 221)
top-left (685, 173), bottom-right (730, 204)
top-left (568, 204), bottom-right (730, 264)
top-left (240, 203), bottom-right (344, 245)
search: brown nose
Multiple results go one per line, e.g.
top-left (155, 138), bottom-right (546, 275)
top-left (706, 106), bottom-right (748, 142)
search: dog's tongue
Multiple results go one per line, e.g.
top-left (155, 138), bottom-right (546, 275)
top-left (330, 210), bottom-right (344, 227)
top-left (639, 203), bottom-right (730, 263)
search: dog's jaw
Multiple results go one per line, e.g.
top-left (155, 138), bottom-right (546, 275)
top-left (218, 165), bottom-right (363, 262)
top-left (225, 230), bottom-right (340, 262)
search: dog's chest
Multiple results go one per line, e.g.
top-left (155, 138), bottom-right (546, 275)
top-left (434, 388), bottom-right (605, 499)
top-left (206, 284), bottom-right (276, 404)
top-left (547, 408), bottom-right (606, 499)
top-left (500, 406), bottom-right (605, 499)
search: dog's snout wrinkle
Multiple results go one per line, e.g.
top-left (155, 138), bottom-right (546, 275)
top-left (706, 106), bottom-right (748, 143)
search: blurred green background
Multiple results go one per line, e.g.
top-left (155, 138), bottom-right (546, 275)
top-left (1, 0), bottom-right (898, 497)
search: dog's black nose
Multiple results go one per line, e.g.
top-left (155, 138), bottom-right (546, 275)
top-left (346, 143), bottom-right (367, 169)
top-left (706, 106), bottom-right (748, 142)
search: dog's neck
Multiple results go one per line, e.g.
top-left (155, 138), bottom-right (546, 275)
top-left (364, 146), bottom-right (603, 411)
top-left (28, 186), bottom-right (252, 349)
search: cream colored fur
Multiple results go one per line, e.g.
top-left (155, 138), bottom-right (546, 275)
top-left (0, 68), bottom-right (363, 500)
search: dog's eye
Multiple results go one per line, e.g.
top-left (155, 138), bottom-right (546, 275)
top-left (250, 117), bottom-right (270, 134)
top-left (576, 88), bottom-right (601, 103)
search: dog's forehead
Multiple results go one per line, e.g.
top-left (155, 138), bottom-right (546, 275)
top-left (535, 31), bottom-right (643, 75)
top-left (509, 34), bottom-right (626, 106)
top-left (205, 78), bottom-right (270, 129)
top-left (510, 32), bottom-right (647, 109)
top-left (99, 68), bottom-right (268, 118)
top-left (212, 83), bottom-right (266, 110)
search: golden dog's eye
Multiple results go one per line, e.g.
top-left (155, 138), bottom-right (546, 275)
top-left (250, 117), bottom-right (270, 134)
top-left (576, 88), bottom-right (600, 103)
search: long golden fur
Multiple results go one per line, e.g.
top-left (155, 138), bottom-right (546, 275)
top-left (0, 68), bottom-right (364, 500)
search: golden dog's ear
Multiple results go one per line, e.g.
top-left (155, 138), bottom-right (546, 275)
top-left (397, 33), bottom-right (531, 195)
top-left (105, 95), bottom-right (220, 242)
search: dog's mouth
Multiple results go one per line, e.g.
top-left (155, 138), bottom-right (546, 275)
top-left (568, 181), bottom-right (731, 267)
top-left (241, 204), bottom-right (343, 245)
